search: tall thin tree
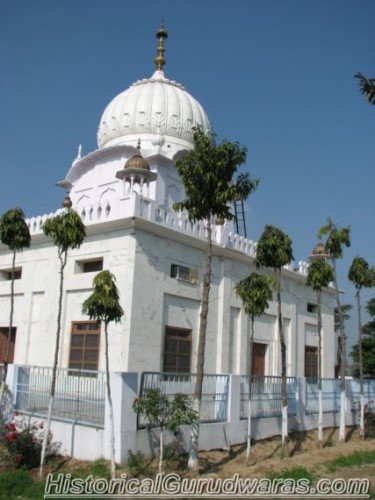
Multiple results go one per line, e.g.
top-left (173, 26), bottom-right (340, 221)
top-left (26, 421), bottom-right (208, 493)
top-left (0, 208), bottom-right (31, 403)
top-left (348, 256), bottom-right (375, 439)
top-left (235, 272), bottom-right (273, 462)
top-left (82, 270), bottom-right (124, 478)
top-left (39, 206), bottom-right (86, 477)
top-left (174, 127), bottom-right (259, 474)
top-left (254, 225), bottom-right (294, 454)
top-left (306, 246), bottom-right (334, 447)
top-left (317, 218), bottom-right (350, 443)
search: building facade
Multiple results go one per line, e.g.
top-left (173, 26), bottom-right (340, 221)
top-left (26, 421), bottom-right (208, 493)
top-left (0, 27), bottom-right (335, 379)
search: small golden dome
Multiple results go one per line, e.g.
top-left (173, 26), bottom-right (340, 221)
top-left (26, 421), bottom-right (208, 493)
top-left (62, 195), bottom-right (72, 209)
top-left (312, 242), bottom-right (327, 256)
top-left (125, 140), bottom-right (150, 171)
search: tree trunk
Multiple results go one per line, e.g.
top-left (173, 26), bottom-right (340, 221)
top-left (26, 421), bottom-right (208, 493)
top-left (356, 289), bottom-right (365, 440)
top-left (104, 322), bottom-right (116, 479)
top-left (188, 218), bottom-right (212, 475)
top-left (0, 248), bottom-right (16, 403)
top-left (159, 427), bottom-right (164, 474)
top-left (332, 259), bottom-right (346, 443)
top-left (276, 268), bottom-right (288, 455)
top-left (246, 315), bottom-right (255, 463)
top-left (39, 252), bottom-right (66, 477)
top-left (317, 289), bottom-right (323, 447)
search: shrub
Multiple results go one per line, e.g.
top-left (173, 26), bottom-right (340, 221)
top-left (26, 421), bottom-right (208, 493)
top-left (126, 450), bottom-right (149, 477)
top-left (365, 405), bottom-right (375, 438)
top-left (0, 413), bottom-right (59, 469)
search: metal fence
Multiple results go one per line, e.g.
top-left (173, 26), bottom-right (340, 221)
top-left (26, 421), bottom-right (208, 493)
top-left (305, 378), bottom-right (341, 414)
top-left (137, 371), bottom-right (229, 428)
top-left (240, 376), bottom-right (297, 419)
top-left (14, 365), bottom-right (105, 427)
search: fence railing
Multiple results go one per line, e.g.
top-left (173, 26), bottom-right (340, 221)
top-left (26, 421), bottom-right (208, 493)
top-left (305, 378), bottom-right (341, 414)
top-left (347, 378), bottom-right (375, 411)
top-left (14, 365), bottom-right (105, 427)
top-left (240, 376), bottom-right (297, 418)
top-left (137, 371), bottom-right (229, 428)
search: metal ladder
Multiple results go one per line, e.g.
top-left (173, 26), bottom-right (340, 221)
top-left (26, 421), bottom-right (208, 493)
top-left (234, 198), bottom-right (247, 238)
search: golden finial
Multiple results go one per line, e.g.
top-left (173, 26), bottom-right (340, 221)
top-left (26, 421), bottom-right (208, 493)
top-left (154, 22), bottom-right (168, 71)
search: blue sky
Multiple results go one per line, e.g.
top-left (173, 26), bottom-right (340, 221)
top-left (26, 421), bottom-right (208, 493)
top-left (0, 1), bottom-right (374, 353)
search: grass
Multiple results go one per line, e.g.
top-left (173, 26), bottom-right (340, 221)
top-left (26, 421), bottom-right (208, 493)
top-left (327, 450), bottom-right (375, 472)
top-left (267, 466), bottom-right (315, 483)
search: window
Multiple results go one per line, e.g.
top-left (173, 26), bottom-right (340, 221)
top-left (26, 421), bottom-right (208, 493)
top-left (0, 327), bottom-right (16, 363)
top-left (304, 346), bottom-right (318, 378)
top-left (75, 258), bottom-right (103, 274)
top-left (0, 268), bottom-right (22, 281)
top-left (307, 303), bottom-right (318, 314)
top-left (68, 321), bottom-right (100, 373)
top-left (170, 264), bottom-right (199, 284)
top-left (163, 326), bottom-right (192, 373)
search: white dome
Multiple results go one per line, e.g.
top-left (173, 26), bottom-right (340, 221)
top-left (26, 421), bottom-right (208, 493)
top-left (97, 70), bottom-right (211, 149)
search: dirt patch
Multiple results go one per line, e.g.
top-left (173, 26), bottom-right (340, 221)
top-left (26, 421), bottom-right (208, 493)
top-left (197, 427), bottom-right (375, 479)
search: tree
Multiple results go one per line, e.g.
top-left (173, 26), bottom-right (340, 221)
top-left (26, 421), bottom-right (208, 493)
top-left (254, 225), bottom-right (293, 454)
top-left (348, 257), bottom-right (375, 439)
top-left (355, 72), bottom-right (375, 105)
top-left (351, 297), bottom-right (375, 378)
top-left (133, 389), bottom-right (197, 473)
top-left (334, 304), bottom-right (352, 376)
top-left (174, 127), bottom-right (259, 474)
top-left (82, 271), bottom-right (124, 479)
top-left (39, 208), bottom-right (86, 477)
top-left (235, 272), bottom-right (273, 462)
top-left (317, 218), bottom-right (350, 443)
top-left (306, 253), bottom-right (334, 447)
top-left (0, 208), bottom-right (30, 403)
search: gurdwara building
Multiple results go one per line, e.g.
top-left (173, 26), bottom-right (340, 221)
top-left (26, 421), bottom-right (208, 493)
top-left (0, 27), bottom-right (335, 379)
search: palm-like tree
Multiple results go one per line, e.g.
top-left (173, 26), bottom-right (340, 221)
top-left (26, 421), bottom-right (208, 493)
top-left (0, 208), bottom-right (30, 402)
top-left (348, 256), bottom-right (375, 439)
top-left (306, 247), bottom-right (334, 447)
top-left (318, 218), bottom-right (350, 443)
top-left (235, 272), bottom-right (273, 461)
top-left (174, 127), bottom-right (259, 474)
top-left (39, 206), bottom-right (86, 477)
top-left (254, 225), bottom-right (293, 455)
top-left (355, 72), bottom-right (375, 105)
top-left (82, 270), bottom-right (124, 478)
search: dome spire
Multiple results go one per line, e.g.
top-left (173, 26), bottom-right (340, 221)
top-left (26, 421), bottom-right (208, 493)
top-left (154, 22), bottom-right (168, 71)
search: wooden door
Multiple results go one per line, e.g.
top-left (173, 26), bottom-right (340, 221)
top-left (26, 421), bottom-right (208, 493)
top-left (251, 343), bottom-right (266, 376)
top-left (0, 328), bottom-right (16, 363)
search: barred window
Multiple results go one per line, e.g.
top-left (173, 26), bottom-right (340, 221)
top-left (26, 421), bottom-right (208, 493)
top-left (305, 346), bottom-right (318, 378)
top-left (163, 326), bottom-right (192, 373)
top-left (69, 321), bottom-right (101, 373)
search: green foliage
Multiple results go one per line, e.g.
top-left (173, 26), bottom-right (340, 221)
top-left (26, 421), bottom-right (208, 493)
top-left (348, 256), bottom-right (375, 290)
top-left (82, 271), bottom-right (124, 325)
top-left (173, 127), bottom-right (259, 221)
top-left (351, 297), bottom-right (375, 377)
top-left (0, 207), bottom-right (31, 252)
top-left (334, 304), bottom-right (352, 333)
top-left (267, 466), bottom-right (314, 483)
top-left (327, 450), bottom-right (375, 471)
top-left (235, 272), bottom-right (273, 319)
top-left (126, 450), bottom-right (150, 477)
top-left (88, 458), bottom-right (111, 479)
top-left (355, 72), bottom-right (375, 105)
top-left (254, 225), bottom-right (294, 271)
top-left (0, 469), bottom-right (32, 498)
top-left (365, 411), bottom-right (375, 438)
top-left (133, 389), bottom-right (197, 432)
top-left (306, 258), bottom-right (334, 291)
top-left (43, 209), bottom-right (86, 256)
top-left (317, 218), bottom-right (350, 260)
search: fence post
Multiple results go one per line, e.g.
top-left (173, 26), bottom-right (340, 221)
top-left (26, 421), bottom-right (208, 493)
top-left (296, 377), bottom-right (306, 430)
top-left (103, 372), bottom-right (138, 465)
top-left (227, 375), bottom-right (241, 424)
